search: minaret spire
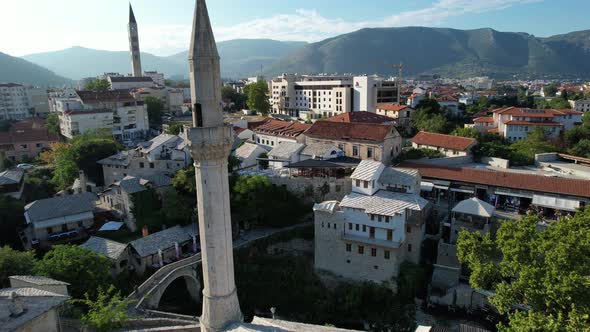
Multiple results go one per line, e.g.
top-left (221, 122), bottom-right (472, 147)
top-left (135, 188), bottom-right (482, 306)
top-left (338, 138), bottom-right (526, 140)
top-left (186, 0), bottom-right (242, 331)
top-left (188, 0), bottom-right (223, 128)
top-left (128, 3), bottom-right (142, 77)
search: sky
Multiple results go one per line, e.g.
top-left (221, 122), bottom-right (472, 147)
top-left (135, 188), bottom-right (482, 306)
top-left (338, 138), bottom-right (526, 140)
top-left (1, 0), bottom-right (589, 57)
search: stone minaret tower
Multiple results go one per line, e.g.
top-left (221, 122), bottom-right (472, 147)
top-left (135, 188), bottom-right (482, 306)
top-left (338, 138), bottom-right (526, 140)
top-left (186, 0), bottom-right (242, 331)
top-left (128, 3), bottom-right (142, 77)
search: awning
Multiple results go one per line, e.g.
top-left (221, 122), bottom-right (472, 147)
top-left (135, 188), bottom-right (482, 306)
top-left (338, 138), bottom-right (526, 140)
top-left (420, 181), bottom-right (434, 192)
top-left (451, 186), bottom-right (475, 194)
top-left (495, 190), bottom-right (533, 199)
top-left (532, 194), bottom-right (580, 212)
top-left (99, 221), bottom-right (124, 231)
top-left (433, 180), bottom-right (451, 190)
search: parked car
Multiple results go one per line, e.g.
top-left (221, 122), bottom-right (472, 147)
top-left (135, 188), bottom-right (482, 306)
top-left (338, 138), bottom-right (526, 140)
top-left (16, 163), bottom-right (34, 170)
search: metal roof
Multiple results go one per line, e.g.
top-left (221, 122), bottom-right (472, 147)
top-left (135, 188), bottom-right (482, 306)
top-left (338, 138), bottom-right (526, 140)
top-left (0, 170), bottom-right (24, 186)
top-left (350, 160), bottom-right (384, 181)
top-left (130, 226), bottom-right (192, 257)
top-left (81, 237), bottom-right (128, 260)
top-left (24, 192), bottom-right (97, 223)
top-left (268, 142), bottom-right (305, 160)
top-left (340, 191), bottom-right (429, 217)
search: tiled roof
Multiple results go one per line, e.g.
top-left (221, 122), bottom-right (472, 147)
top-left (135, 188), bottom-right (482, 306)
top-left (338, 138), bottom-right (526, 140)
top-left (504, 121), bottom-right (562, 127)
top-left (130, 225), bottom-right (192, 257)
top-left (473, 117), bottom-right (494, 123)
top-left (0, 287), bottom-right (69, 331)
top-left (492, 107), bottom-right (583, 117)
top-left (0, 169), bottom-right (24, 186)
top-left (9, 276), bottom-right (69, 286)
top-left (235, 142), bottom-right (263, 159)
top-left (81, 237), bottom-right (128, 260)
top-left (305, 121), bottom-right (396, 142)
top-left (412, 131), bottom-right (477, 151)
top-left (0, 118), bottom-right (59, 145)
top-left (97, 151), bottom-right (132, 166)
top-left (25, 192), bottom-right (97, 223)
top-left (137, 133), bottom-right (183, 154)
top-left (325, 112), bottom-right (394, 124)
top-left (350, 160), bottom-right (384, 181)
top-left (254, 119), bottom-right (310, 138)
top-left (400, 162), bottom-right (590, 198)
top-left (436, 95), bottom-right (458, 102)
top-left (487, 128), bottom-right (500, 133)
top-left (268, 142), bottom-right (305, 160)
top-left (76, 90), bottom-right (136, 104)
top-left (376, 104), bottom-right (410, 112)
top-left (340, 191), bottom-right (429, 216)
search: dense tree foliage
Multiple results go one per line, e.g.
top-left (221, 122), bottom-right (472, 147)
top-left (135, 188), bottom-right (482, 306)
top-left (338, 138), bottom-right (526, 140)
top-left (451, 127), bottom-right (480, 139)
top-left (457, 207), bottom-right (590, 331)
top-left (245, 81), bottom-right (270, 115)
top-left (165, 123), bottom-right (183, 135)
top-left (23, 168), bottom-right (57, 203)
top-left (41, 131), bottom-right (120, 189)
top-left (535, 95), bottom-right (571, 109)
top-left (0, 197), bottom-right (26, 248)
top-left (145, 96), bottom-right (165, 128)
top-left (0, 246), bottom-right (36, 287)
top-left (412, 98), bottom-right (450, 134)
top-left (394, 148), bottom-right (444, 164)
top-left (45, 113), bottom-right (60, 134)
top-left (75, 286), bottom-right (133, 332)
top-left (542, 84), bottom-right (559, 97)
top-left (221, 86), bottom-right (247, 111)
top-left (35, 245), bottom-right (112, 299)
top-left (130, 188), bottom-right (164, 232)
top-left (85, 79), bottom-right (111, 92)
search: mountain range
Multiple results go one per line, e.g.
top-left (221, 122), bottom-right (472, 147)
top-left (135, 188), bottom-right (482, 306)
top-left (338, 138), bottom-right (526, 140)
top-left (0, 52), bottom-right (72, 87)
top-left (4, 27), bottom-right (590, 86)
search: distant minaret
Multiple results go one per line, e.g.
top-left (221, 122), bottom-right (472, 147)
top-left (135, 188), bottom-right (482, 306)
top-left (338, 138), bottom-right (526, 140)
top-left (186, 0), bottom-right (242, 331)
top-left (128, 3), bottom-right (142, 77)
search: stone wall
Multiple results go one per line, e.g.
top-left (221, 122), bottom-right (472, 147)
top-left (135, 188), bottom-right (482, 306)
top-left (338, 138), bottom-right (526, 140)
top-left (266, 238), bottom-right (313, 256)
top-left (413, 155), bottom-right (473, 166)
top-left (269, 176), bottom-right (352, 203)
top-left (481, 157), bottom-right (510, 169)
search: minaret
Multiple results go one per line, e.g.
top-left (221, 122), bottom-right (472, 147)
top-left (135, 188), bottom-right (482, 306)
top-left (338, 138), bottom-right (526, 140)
top-left (186, 0), bottom-right (242, 331)
top-left (128, 3), bottom-right (142, 77)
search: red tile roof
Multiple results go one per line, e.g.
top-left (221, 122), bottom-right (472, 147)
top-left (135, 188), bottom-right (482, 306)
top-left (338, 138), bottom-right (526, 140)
top-left (400, 162), bottom-right (590, 198)
top-left (412, 131), bottom-right (477, 151)
top-left (0, 118), bottom-right (59, 145)
top-left (473, 117), bottom-right (494, 123)
top-left (492, 107), bottom-right (583, 117)
top-left (487, 128), bottom-right (500, 133)
top-left (234, 127), bottom-right (247, 135)
top-left (305, 121), bottom-right (395, 142)
top-left (325, 112), bottom-right (394, 124)
top-left (376, 104), bottom-right (410, 112)
top-left (436, 95), bottom-right (459, 102)
top-left (254, 119), bottom-right (311, 138)
top-left (504, 121), bottom-right (562, 127)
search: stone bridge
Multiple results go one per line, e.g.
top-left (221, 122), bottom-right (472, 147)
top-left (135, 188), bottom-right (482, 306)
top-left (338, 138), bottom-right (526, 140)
top-left (129, 253), bottom-right (203, 310)
top-left (129, 222), bottom-right (313, 311)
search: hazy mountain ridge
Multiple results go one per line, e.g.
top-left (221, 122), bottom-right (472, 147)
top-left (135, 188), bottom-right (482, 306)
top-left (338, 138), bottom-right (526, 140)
top-left (0, 52), bottom-right (72, 87)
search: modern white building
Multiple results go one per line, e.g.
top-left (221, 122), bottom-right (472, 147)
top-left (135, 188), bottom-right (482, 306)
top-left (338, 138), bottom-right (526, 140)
top-left (108, 76), bottom-right (155, 91)
top-left (144, 71), bottom-right (165, 86)
top-left (571, 99), bottom-right (590, 113)
top-left (56, 90), bottom-right (149, 144)
top-left (314, 160), bottom-right (430, 283)
top-left (0, 83), bottom-right (33, 120)
top-left (270, 74), bottom-right (399, 120)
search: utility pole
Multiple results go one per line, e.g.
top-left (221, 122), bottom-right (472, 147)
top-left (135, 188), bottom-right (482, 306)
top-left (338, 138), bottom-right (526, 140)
top-left (395, 62), bottom-right (403, 105)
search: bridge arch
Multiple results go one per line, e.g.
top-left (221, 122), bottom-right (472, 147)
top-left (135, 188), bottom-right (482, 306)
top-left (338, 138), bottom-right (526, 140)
top-left (145, 268), bottom-right (201, 309)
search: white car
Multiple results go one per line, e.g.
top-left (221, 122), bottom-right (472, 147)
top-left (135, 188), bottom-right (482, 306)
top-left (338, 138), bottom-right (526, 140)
top-left (16, 163), bottom-right (34, 170)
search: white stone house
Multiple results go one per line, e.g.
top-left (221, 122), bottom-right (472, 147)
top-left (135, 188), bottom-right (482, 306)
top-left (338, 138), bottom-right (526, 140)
top-left (267, 142), bottom-right (305, 170)
top-left (314, 160), bottom-right (430, 283)
top-left (81, 236), bottom-right (132, 277)
top-left (234, 142), bottom-right (267, 170)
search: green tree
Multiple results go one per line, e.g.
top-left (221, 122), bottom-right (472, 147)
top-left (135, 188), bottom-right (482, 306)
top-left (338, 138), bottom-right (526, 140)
top-left (569, 139), bottom-right (590, 158)
top-left (543, 84), bottom-right (558, 97)
top-left (394, 148), bottom-right (444, 163)
top-left (0, 197), bottom-right (26, 248)
top-left (85, 79), bottom-right (111, 92)
top-left (145, 96), bottom-right (165, 128)
top-left (457, 207), bottom-right (590, 331)
top-left (0, 120), bottom-right (11, 132)
top-left (130, 188), bottom-right (164, 232)
top-left (508, 128), bottom-right (558, 166)
top-left (451, 127), bottom-right (480, 139)
top-left (35, 245), bottom-right (112, 299)
top-left (258, 152), bottom-right (269, 169)
top-left (45, 113), bottom-right (60, 134)
top-left (246, 81), bottom-right (270, 115)
top-left (76, 286), bottom-right (133, 332)
top-left (221, 86), bottom-right (247, 111)
top-left (23, 169), bottom-right (57, 203)
top-left (165, 123), bottom-right (183, 135)
top-left (172, 166), bottom-right (196, 195)
top-left (0, 246), bottom-right (36, 287)
top-left (160, 188), bottom-right (194, 226)
top-left (412, 98), bottom-right (450, 133)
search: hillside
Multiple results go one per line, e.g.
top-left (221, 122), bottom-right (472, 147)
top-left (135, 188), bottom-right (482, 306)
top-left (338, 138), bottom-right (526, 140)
top-left (264, 27), bottom-right (590, 79)
top-left (23, 39), bottom-right (306, 80)
top-left (0, 52), bottom-right (72, 87)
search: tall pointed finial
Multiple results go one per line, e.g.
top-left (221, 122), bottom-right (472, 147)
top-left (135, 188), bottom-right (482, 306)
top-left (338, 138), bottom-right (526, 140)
top-left (129, 3), bottom-right (137, 24)
top-left (188, 0), bottom-right (223, 128)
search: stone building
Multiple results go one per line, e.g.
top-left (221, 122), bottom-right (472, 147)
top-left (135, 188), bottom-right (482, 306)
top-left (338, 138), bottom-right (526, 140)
top-left (98, 133), bottom-right (191, 186)
top-left (411, 131), bottom-right (478, 157)
top-left (81, 236), bottom-right (132, 276)
top-left (0, 118), bottom-right (59, 163)
top-left (314, 160), bottom-right (430, 283)
top-left (252, 119), bottom-right (310, 149)
top-left (304, 112), bottom-right (402, 165)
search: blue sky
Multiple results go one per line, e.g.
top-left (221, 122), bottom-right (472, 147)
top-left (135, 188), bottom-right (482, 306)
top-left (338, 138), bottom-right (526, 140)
top-left (1, 0), bottom-right (588, 57)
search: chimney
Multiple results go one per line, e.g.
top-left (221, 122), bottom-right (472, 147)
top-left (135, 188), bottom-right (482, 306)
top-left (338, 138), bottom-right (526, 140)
top-left (78, 170), bottom-right (87, 193)
top-left (8, 292), bottom-right (25, 317)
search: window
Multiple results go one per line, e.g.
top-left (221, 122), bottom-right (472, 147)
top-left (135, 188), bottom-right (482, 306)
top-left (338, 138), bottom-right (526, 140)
top-left (367, 147), bottom-right (373, 158)
top-left (139, 162), bottom-right (145, 168)
top-left (333, 223), bottom-right (336, 229)
top-left (378, 215), bottom-right (382, 222)
top-left (346, 243), bottom-right (351, 252)
top-left (370, 214), bottom-right (375, 221)
top-left (363, 181), bottom-right (368, 189)
top-left (149, 163), bottom-right (155, 169)
top-left (348, 223), bottom-right (352, 230)
top-left (384, 250), bottom-right (390, 259)
top-left (353, 145), bottom-right (359, 156)
top-left (327, 223), bottom-right (331, 228)
top-left (408, 244), bottom-right (412, 252)
top-left (387, 230), bottom-right (393, 241)
top-left (371, 248), bottom-right (377, 257)
top-left (385, 216), bottom-right (390, 223)
top-left (358, 246), bottom-right (364, 254)
top-left (362, 225), bottom-right (366, 232)
top-left (356, 179), bottom-right (361, 187)
top-left (406, 225), bottom-right (412, 233)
